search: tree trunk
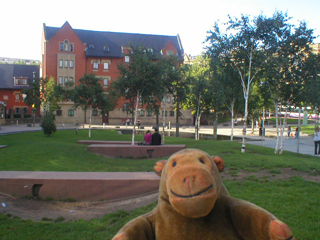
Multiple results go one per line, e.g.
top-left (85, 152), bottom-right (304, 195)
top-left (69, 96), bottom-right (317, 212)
top-left (213, 110), bottom-right (218, 139)
top-left (297, 107), bottom-right (301, 153)
top-left (195, 94), bottom-right (201, 140)
top-left (175, 98), bottom-right (180, 137)
top-left (229, 99), bottom-right (235, 141)
top-left (131, 93), bottom-right (140, 145)
top-left (241, 93), bottom-right (249, 153)
top-left (83, 106), bottom-right (87, 124)
top-left (162, 97), bottom-right (167, 144)
top-left (89, 106), bottom-right (92, 138)
top-left (279, 108), bottom-right (288, 154)
top-left (274, 103), bottom-right (280, 154)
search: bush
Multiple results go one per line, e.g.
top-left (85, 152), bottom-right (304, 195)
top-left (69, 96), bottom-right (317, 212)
top-left (41, 112), bottom-right (57, 136)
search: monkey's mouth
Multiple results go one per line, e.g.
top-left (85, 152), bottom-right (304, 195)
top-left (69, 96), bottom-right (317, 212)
top-left (170, 184), bottom-right (214, 198)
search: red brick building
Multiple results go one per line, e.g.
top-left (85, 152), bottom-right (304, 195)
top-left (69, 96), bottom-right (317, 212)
top-left (0, 64), bottom-right (39, 124)
top-left (41, 22), bottom-right (192, 125)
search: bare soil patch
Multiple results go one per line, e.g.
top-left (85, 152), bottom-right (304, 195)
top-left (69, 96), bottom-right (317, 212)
top-left (0, 168), bottom-right (319, 222)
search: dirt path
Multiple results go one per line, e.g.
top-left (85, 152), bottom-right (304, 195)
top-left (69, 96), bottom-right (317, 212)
top-left (1, 168), bottom-right (319, 222)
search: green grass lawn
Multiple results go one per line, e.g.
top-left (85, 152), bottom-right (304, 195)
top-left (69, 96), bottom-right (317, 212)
top-left (0, 129), bottom-right (320, 239)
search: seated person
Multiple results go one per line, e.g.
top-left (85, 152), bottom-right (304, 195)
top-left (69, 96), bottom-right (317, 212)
top-left (144, 130), bottom-right (152, 145)
top-left (151, 128), bottom-right (161, 145)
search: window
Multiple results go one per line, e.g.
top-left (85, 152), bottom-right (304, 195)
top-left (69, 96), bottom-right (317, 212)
top-left (123, 103), bottom-right (129, 111)
top-left (58, 76), bottom-right (63, 85)
top-left (140, 110), bottom-right (145, 116)
top-left (125, 56), bottom-right (130, 63)
top-left (147, 109), bottom-right (152, 116)
top-left (64, 40), bottom-right (69, 51)
top-left (103, 62), bottom-right (109, 70)
top-left (15, 78), bottom-right (21, 85)
top-left (64, 77), bottom-right (68, 84)
top-left (3, 95), bottom-right (8, 100)
top-left (70, 43), bottom-right (74, 52)
top-left (59, 42), bottom-right (64, 51)
top-left (166, 50), bottom-right (174, 56)
top-left (68, 110), bottom-right (74, 116)
top-left (15, 108), bottom-right (20, 113)
top-left (162, 111), bottom-right (167, 116)
top-left (93, 61), bottom-right (99, 69)
top-left (56, 110), bottom-right (62, 116)
top-left (59, 59), bottom-right (63, 68)
top-left (147, 48), bottom-right (153, 53)
top-left (69, 60), bottom-right (74, 68)
top-left (22, 79), bottom-right (28, 85)
top-left (170, 111), bottom-right (174, 117)
top-left (69, 77), bottom-right (74, 83)
top-left (15, 93), bottom-right (20, 100)
top-left (64, 60), bottom-right (68, 68)
top-left (103, 78), bottom-right (109, 86)
top-left (92, 110), bottom-right (98, 116)
top-left (167, 96), bottom-right (171, 103)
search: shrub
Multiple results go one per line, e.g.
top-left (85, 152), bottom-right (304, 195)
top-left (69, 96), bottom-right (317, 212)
top-left (41, 112), bottom-right (57, 136)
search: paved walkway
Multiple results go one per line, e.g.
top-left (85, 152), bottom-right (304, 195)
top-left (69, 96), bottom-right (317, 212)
top-left (0, 123), bottom-right (316, 157)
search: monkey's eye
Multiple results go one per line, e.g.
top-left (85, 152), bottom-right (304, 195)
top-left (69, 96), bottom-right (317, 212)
top-left (199, 158), bottom-right (205, 164)
top-left (172, 161), bottom-right (177, 167)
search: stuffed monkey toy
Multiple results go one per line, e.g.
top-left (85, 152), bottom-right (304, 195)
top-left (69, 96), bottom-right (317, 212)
top-left (112, 149), bottom-right (295, 240)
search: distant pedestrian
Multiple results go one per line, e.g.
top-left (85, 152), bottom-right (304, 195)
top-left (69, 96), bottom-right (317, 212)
top-left (295, 126), bottom-right (299, 139)
top-left (126, 118), bottom-right (130, 127)
top-left (314, 127), bottom-right (320, 156)
top-left (137, 120), bottom-right (141, 129)
top-left (287, 125), bottom-right (291, 139)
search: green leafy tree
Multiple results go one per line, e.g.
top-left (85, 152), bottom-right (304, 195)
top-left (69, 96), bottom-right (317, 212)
top-left (23, 77), bottom-right (45, 126)
top-left (73, 73), bottom-right (105, 137)
top-left (206, 11), bottom-right (309, 152)
top-left (183, 55), bottom-right (213, 140)
top-left (113, 46), bottom-right (163, 144)
top-left (41, 111), bottom-right (57, 136)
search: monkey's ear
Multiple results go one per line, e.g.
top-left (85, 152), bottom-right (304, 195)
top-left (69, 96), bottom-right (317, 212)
top-left (211, 156), bottom-right (225, 172)
top-left (154, 160), bottom-right (167, 176)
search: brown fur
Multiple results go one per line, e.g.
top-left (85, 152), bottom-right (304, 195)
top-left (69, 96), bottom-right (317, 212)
top-left (112, 149), bottom-right (295, 240)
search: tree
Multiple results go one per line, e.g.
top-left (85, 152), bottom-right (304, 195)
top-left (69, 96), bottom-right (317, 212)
top-left (172, 63), bottom-right (191, 137)
top-left (183, 55), bottom-right (213, 140)
top-left (206, 11), bottom-right (307, 152)
top-left (73, 73), bottom-right (105, 137)
top-left (259, 15), bottom-right (315, 153)
top-left (158, 56), bottom-right (185, 142)
top-left (114, 46), bottom-right (164, 144)
top-left (41, 111), bottom-right (57, 137)
top-left (23, 77), bottom-right (45, 126)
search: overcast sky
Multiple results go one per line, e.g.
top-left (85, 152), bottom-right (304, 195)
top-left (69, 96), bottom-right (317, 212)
top-left (1, 0), bottom-right (320, 60)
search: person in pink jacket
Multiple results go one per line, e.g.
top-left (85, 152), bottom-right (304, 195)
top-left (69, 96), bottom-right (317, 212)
top-left (144, 130), bottom-right (152, 145)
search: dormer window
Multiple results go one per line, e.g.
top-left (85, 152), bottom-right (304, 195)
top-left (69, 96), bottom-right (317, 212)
top-left (103, 46), bottom-right (110, 52)
top-left (147, 48), bottom-right (153, 53)
top-left (14, 77), bottom-right (28, 86)
top-left (89, 45), bottom-right (94, 49)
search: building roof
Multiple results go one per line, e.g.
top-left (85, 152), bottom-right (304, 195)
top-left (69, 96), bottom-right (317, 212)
top-left (44, 23), bottom-right (184, 58)
top-left (0, 64), bottom-right (39, 89)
